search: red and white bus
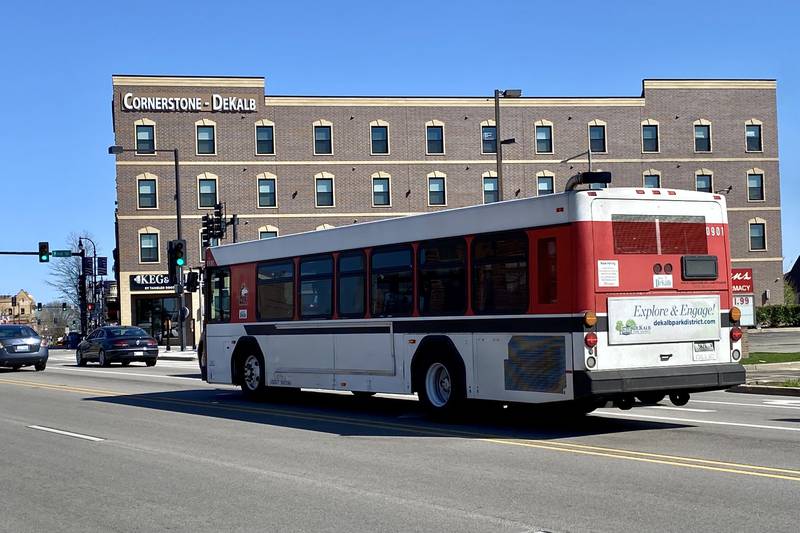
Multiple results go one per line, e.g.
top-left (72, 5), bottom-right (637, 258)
top-left (200, 180), bottom-right (745, 415)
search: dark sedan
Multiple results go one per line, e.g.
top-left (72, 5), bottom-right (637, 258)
top-left (76, 326), bottom-right (158, 367)
top-left (0, 325), bottom-right (48, 371)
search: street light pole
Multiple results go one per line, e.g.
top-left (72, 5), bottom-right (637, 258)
top-left (494, 88), bottom-right (522, 201)
top-left (79, 236), bottom-right (97, 327)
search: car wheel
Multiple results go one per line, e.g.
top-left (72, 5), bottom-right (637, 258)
top-left (76, 350), bottom-right (87, 367)
top-left (145, 359), bottom-right (157, 367)
top-left (121, 361), bottom-right (131, 367)
top-left (34, 362), bottom-right (46, 372)
top-left (98, 350), bottom-right (110, 367)
top-left (416, 355), bottom-right (466, 417)
top-left (240, 353), bottom-right (266, 400)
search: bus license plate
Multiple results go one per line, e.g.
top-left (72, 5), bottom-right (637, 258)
top-left (693, 341), bottom-right (715, 361)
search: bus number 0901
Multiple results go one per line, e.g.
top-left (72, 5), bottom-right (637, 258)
top-left (706, 225), bottom-right (724, 237)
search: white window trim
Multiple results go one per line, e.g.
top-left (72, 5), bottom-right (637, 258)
top-left (479, 119), bottom-right (497, 155)
top-left (312, 119), bottom-right (334, 156)
top-left (371, 171), bottom-right (392, 208)
top-left (748, 217), bottom-right (768, 251)
top-left (745, 118), bottom-right (764, 153)
top-left (369, 120), bottom-right (390, 156)
top-left (254, 119), bottom-right (276, 156)
top-left (137, 226), bottom-right (160, 265)
top-left (694, 168), bottom-right (714, 193)
top-left (588, 119), bottom-right (608, 154)
top-left (534, 119), bottom-right (554, 155)
top-left (482, 170), bottom-right (500, 204)
top-left (258, 225), bottom-right (279, 239)
top-left (641, 118), bottom-right (660, 154)
top-left (426, 170), bottom-right (447, 207)
top-left (693, 118), bottom-right (712, 153)
top-left (314, 171), bottom-right (336, 208)
top-left (136, 172), bottom-right (159, 210)
top-left (196, 172), bottom-right (219, 209)
top-left (425, 119), bottom-right (446, 155)
top-left (195, 118), bottom-right (217, 156)
top-left (642, 168), bottom-right (662, 188)
top-left (535, 170), bottom-right (555, 196)
top-left (133, 118), bottom-right (156, 156)
top-left (256, 172), bottom-right (278, 209)
top-left (746, 167), bottom-right (766, 203)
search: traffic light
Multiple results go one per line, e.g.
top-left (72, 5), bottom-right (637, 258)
top-left (167, 239), bottom-right (187, 285)
top-left (62, 302), bottom-right (67, 311)
top-left (212, 203), bottom-right (226, 239)
top-left (87, 303), bottom-right (95, 312)
top-left (201, 214), bottom-right (211, 249)
top-left (38, 241), bottom-right (50, 263)
top-left (185, 271), bottom-right (199, 292)
top-left (11, 296), bottom-right (17, 307)
top-left (37, 302), bottom-right (42, 312)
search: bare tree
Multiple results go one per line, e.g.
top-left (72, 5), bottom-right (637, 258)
top-left (46, 232), bottom-right (100, 308)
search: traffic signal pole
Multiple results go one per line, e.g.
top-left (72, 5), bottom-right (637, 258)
top-left (173, 148), bottom-right (186, 352)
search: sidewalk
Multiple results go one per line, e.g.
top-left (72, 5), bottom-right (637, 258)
top-left (158, 346), bottom-right (197, 361)
top-left (732, 361), bottom-right (800, 397)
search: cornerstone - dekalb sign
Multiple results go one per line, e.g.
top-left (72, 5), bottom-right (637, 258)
top-left (122, 92), bottom-right (256, 113)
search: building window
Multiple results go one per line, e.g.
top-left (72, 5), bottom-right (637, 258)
top-left (644, 174), bottom-right (661, 188)
top-left (642, 124), bottom-right (659, 152)
top-left (483, 175), bottom-right (499, 203)
top-left (139, 233), bottom-right (159, 263)
top-left (372, 175), bottom-right (391, 206)
top-left (426, 122), bottom-right (445, 154)
top-left (315, 173), bottom-right (334, 207)
top-left (256, 125), bottom-right (274, 155)
top-left (259, 231), bottom-right (277, 239)
top-left (371, 246), bottom-right (413, 317)
top-left (749, 222), bottom-right (766, 251)
top-left (137, 178), bottom-right (157, 208)
top-left (589, 123), bottom-right (606, 153)
top-left (300, 255), bottom-right (333, 319)
top-left (694, 123), bottom-right (711, 152)
top-left (428, 174), bottom-right (446, 206)
top-left (198, 176), bottom-right (217, 208)
top-left (257, 260), bottom-right (294, 320)
top-left (481, 125), bottom-right (497, 154)
top-left (696, 173), bottom-right (713, 193)
top-left (314, 123), bottom-right (332, 154)
top-left (135, 125), bottom-right (155, 154)
top-left (258, 176), bottom-right (277, 207)
top-left (535, 124), bottom-right (553, 153)
top-left (746, 123), bottom-right (762, 152)
top-left (370, 124), bottom-right (389, 154)
top-left (196, 123), bottom-right (216, 154)
top-left (747, 172), bottom-right (764, 201)
top-left (537, 172), bottom-right (554, 195)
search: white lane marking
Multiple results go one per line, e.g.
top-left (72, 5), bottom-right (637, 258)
top-left (764, 399), bottom-right (800, 406)
top-left (46, 366), bottom-right (199, 381)
top-left (692, 399), bottom-right (800, 410)
top-left (594, 411), bottom-right (800, 432)
top-left (642, 405), bottom-right (716, 413)
top-left (27, 425), bottom-right (105, 442)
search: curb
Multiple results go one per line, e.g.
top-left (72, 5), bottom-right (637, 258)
top-left (729, 385), bottom-right (800, 397)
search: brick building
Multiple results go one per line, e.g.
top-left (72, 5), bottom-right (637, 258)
top-left (111, 75), bottom-right (782, 342)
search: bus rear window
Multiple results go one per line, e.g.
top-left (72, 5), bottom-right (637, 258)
top-left (612, 215), bottom-right (707, 255)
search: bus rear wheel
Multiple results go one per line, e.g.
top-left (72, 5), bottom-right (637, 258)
top-left (240, 353), bottom-right (266, 400)
top-left (416, 356), bottom-right (465, 417)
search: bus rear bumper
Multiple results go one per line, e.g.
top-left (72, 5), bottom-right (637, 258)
top-left (573, 363), bottom-right (745, 398)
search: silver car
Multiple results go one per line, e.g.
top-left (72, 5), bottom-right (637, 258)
top-left (0, 325), bottom-right (48, 371)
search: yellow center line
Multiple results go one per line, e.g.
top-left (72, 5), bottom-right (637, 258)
top-left (2, 377), bottom-right (799, 482)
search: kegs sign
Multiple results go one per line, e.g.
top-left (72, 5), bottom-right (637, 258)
top-left (122, 92), bottom-right (257, 113)
top-left (731, 268), bottom-right (753, 294)
top-left (130, 273), bottom-right (173, 291)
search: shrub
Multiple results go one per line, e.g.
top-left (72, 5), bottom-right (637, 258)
top-left (755, 305), bottom-right (800, 327)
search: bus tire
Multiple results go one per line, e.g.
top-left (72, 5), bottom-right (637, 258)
top-left (415, 354), bottom-right (466, 417)
top-left (239, 352), bottom-right (266, 400)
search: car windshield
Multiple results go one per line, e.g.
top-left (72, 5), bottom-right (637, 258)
top-left (106, 327), bottom-right (149, 338)
top-left (0, 326), bottom-right (38, 339)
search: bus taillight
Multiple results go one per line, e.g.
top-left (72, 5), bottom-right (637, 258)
top-left (584, 311), bottom-right (597, 327)
top-left (730, 306), bottom-right (741, 323)
top-left (585, 332), bottom-right (598, 348)
top-left (730, 327), bottom-right (742, 342)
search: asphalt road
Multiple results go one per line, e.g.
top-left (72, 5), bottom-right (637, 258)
top-left (1, 350), bottom-right (798, 533)
top-left (748, 329), bottom-right (800, 353)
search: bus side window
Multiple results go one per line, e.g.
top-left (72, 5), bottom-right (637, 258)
top-left (300, 255), bottom-right (333, 319)
top-left (209, 268), bottom-right (231, 323)
top-left (537, 238), bottom-right (558, 304)
top-left (472, 231), bottom-right (528, 314)
top-left (418, 238), bottom-right (467, 316)
top-left (257, 260), bottom-right (294, 321)
top-left (338, 251), bottom-right (365, 318)
top-left (371, 246), bottom-right (413, 317)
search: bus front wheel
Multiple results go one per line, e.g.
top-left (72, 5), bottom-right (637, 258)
top-left (416, 355), bottom-right (465, 417)
top-left (240, 353), bottom-right (266, 400)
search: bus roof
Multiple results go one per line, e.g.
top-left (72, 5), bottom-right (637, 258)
top-left (208, 188), bottom-right (727, 267)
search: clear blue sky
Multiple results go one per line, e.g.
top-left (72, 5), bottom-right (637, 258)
top-left (1, 0), bottom-right (798, 302)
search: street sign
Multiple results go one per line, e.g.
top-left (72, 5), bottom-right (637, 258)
top-left (52, 250), bottom-right (72, 257)
top-left (97, 257), bottom-right (108, 276)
